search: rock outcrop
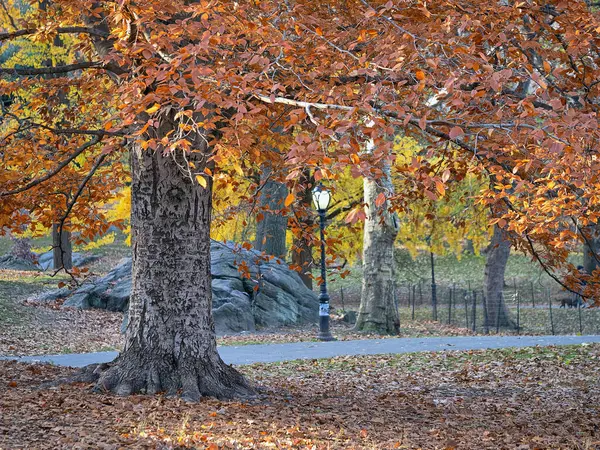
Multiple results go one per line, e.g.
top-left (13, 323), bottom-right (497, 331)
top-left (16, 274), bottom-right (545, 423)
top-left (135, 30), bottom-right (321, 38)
top-left (0, 254), bottom-right (39, 271)
top-left (0, 251), bottom-right (99, 271)
top-left (36, 251), bottom-right (100, 271)
top-left (34, 241), bottom-right (318, 334)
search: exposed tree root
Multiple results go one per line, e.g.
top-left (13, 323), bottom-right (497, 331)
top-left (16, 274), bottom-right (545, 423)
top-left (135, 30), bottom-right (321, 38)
top-left (68, 354), bottom-right (254, 401)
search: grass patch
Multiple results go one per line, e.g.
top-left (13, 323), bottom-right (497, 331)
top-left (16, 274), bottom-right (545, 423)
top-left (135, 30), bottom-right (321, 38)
top-left (0, 270), bottom-right (71, 324)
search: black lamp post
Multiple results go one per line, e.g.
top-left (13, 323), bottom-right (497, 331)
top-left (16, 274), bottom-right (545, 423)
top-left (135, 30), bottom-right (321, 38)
top-left (312, 183), bottom-right (335, 341)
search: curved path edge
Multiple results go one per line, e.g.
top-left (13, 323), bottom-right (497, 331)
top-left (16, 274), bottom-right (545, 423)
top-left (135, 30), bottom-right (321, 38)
top-left (2, 335), bottom-right (600, 368)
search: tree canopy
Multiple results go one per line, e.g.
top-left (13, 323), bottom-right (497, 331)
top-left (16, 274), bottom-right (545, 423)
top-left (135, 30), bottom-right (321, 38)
top-left (1, 1), bottom-right (599, 289)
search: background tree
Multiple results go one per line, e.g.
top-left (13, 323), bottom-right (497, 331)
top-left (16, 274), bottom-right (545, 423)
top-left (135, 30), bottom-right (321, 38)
top-left (583, 225), bottom-right (600, 276)
top-left (393, 137), bottom-right (490, 322)
top-left (290, 169), bottom-right (315, 289)
top-left (254, 175), bottom-right (288, 258)
top-left (484, 224), bottom-right (517, 329)
top-left (0, 0), bottom-right (86, 270)
top-left (354, 122), bottom-right (399, 333)
top-left (355, 155), bottom-right (400, 333)
top-left (254, 135), bottom-right (289, 259)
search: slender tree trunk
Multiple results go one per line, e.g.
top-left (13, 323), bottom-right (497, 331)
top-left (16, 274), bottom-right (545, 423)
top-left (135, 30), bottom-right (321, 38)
top-left (484, 224), bottom-right (516, 329)
top-left (463, 239), bottom-right (475, 254)
top-left (254, 172), bottom-right (288, 258)
top-left (52, 224), bottom-right (72, 270)
top-left (292, 234), bottom-right (313, 289)
top-left (292, 170), bottom-right (314, 289)
top-left (355, 167), bottom-right (400, 334)
top-left (42, 0), bottom-right (73, 271)
top-left (583, 224), bottom-right (600, 275)
top-left (430, 249), bottom-right (438, 321)
top-left (95, 126), bottom-right (251, 400)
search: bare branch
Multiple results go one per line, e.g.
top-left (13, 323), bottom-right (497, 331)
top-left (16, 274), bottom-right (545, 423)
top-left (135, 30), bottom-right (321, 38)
top-left (0, 0), bottom-right (17, 30)
top-left (0, 26), bottom-right (109, 42)
top-left (54, 151), bottom-right (108, 275)
top-left (31, 124), bottom-right (124, 137)
top-left (0, 61), bottom-right (124, 76)
top-left (254, 94), bottom-right (559, 138)
top-left (0, 136), bottom-right (102, 197)
top-left (253, 93), bottom-right (355, 112)
top-left (326, 198), bottom-right (362, 221)
top-left (524, 234), bottom-right (584, 299)
top-left (571, 217), bottom-right (600, 268)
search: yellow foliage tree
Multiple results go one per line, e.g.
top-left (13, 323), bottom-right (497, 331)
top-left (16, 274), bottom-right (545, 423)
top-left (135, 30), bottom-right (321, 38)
top-left (393, 136), bottom-right (490, 259)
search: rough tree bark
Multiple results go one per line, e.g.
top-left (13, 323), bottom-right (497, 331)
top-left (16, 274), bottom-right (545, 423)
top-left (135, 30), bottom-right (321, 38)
top-left (355, 167), bottom-right (400, 334)
top-left (93, 122), bottom-right (252, 400)
top-left (484, 224), bottom-right (516, 329)
top-left (52, 224), bottom-right (72, 270)
top-left (254, 172), bottom-right (288, 258)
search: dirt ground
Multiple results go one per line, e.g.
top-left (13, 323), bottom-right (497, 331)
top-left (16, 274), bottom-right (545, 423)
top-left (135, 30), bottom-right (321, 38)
top-left (1, 345), bottom-right (599, 449)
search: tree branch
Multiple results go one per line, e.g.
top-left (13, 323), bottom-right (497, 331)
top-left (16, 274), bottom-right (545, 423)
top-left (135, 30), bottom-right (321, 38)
top-left (53, 151), bottom-right (108, 275)
top-left (0, 136), bottom-right (102, 197)
top-left (0, 0), bottom-right (17, 30)
top-left (254, 94), bottom-right (560, 139)
top-left (0, 26), bottom-right (109, 42)
top-left (524, 234), bottom-right (585, 298)
top-left (31, 124), bottom-right (124, 137)
top-left (0, 61), bottom-right (124, 76)
top-left (326, 198), bottom-right (362, 221)
top-left (571, 217), bottom-right (600, 268)
top-left (253, 93), bottom-right (355, 112)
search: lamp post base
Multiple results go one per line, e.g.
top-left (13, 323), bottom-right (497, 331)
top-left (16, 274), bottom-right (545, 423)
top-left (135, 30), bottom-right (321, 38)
top-left (317, 311), bottom-right (336, 341)
top-left (317, 331), bottom-right (336, 341)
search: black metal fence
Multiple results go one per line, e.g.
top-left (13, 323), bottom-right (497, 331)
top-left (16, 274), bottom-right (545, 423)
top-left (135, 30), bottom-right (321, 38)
top-left (336, 279), bottom-right (600, 335)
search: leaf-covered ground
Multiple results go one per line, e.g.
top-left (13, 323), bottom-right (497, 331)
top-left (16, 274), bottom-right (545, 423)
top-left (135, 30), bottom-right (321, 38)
top-left (1, 345), bottom-right (599, 449)
top-left (0, 270), bottom-right (124, 356)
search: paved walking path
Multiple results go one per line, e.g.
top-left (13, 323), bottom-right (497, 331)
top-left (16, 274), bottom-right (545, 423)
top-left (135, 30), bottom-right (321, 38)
top-left (2, 335), bottom-right (600, 368)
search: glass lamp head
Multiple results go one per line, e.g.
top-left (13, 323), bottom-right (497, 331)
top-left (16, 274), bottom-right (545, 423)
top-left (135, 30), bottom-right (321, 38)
top-left (312, 184), bottom-right (331, 212)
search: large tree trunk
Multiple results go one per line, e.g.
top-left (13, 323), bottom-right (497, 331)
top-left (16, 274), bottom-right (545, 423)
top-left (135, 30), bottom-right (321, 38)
top-left (355, 169), bottom-right (400, 334)
top-left (95, 132), bottom-right (251, 400)
top-left (254, 173), bottom-right (288, 258)
top-left (484, 224), bottom-right (516, 329)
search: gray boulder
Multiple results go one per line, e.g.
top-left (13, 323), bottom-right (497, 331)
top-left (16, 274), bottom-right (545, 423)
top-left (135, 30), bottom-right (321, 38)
top-left (342, 310), bottom-right (358, 324)
top-left (35, 241), bottom-right (318, 334)
top-left (0, 251), bottom-right (100, 271)
top-left (37, 251), bottom-right (100, 270)
top-left (0, 254), bottom-right (39, 271)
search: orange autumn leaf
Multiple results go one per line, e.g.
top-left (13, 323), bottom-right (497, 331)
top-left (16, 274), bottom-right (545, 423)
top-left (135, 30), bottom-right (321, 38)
top-left (284, 193), bottom-right (295, 207)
